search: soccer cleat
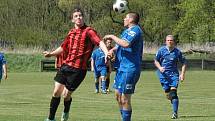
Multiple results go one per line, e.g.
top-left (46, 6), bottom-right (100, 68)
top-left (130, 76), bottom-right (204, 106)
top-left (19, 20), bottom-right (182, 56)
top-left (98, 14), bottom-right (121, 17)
top-left (61, 112), bottom-right (69, 121)
top-left (171, 113), bottom-right (178, 119)
top-left (95, 89), bottom-right (99, 93)
top-left (101, 90), bottom-right (107, 94)
top-left (45, 118), bottom-right (56, 121)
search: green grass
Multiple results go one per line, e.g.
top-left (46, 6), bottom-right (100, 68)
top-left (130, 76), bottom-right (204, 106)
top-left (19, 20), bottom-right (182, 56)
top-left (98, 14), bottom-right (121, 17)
top-left (0, 71), bottom-right (215, 121)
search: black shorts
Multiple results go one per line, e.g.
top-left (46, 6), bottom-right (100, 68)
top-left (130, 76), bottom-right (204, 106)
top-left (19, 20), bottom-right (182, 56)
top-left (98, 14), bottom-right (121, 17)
top-left (54, 64), bottom-right (87, 91)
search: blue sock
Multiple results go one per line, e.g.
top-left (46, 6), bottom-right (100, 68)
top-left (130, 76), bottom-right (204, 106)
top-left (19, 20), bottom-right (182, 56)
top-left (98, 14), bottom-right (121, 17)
top-left (172, 98), bottom-right (179, 114)
top-left (120, 109), bottom-right (123, 119)
top-left (122, 110), bottom-right (132, 121)
top-left (95, 82), bottom-right (99, 91)
top-left (101, 80), bottom-right (106, 91)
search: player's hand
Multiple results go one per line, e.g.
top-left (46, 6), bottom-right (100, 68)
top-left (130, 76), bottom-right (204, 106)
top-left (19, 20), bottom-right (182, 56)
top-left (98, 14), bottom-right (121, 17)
top-left (179, 74), bottom-right (185, 82)
top-left (43, 51), bottom-right (52, 57)
top-left (159, 67), bottom-right (165, 73)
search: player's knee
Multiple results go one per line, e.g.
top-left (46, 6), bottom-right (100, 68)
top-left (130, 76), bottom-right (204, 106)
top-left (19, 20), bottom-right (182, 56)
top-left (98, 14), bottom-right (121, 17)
top-left (167, 90), bottom-right (178, 100)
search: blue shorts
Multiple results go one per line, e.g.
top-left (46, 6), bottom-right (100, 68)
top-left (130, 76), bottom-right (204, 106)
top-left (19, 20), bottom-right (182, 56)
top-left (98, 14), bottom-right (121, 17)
top-left (159, 72), bottom-right (179, 91)
top-left (113, 70), bottom-right (140, 94)
top-left (94, 68), bottom-right (107, 79)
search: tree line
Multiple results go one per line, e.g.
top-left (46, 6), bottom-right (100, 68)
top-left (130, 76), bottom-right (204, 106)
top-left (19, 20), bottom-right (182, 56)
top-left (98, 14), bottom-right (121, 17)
top-left (0, 0), bottom-right (214, 48)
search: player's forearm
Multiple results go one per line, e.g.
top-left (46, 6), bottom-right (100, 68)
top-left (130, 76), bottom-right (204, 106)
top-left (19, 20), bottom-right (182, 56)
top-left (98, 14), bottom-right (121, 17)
top-left (99, 41), bottom-right (109, 56)
top-left (181, 64), bottom-right (186, 75)
top-left (111, 35), bottom-right (129, 48)
top-left (91, 59), bottom-right (94, 71)
top-left (154, 60), bottom-right (162, 70)
top-left (50, 47), bottom-right (64, 56)
top-left (3, 64), bottom-right (7, 74)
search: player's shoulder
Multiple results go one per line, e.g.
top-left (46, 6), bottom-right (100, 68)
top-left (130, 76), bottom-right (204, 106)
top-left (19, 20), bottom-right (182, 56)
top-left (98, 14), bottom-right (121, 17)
top-left (158, 46), bottom-right (167, 52)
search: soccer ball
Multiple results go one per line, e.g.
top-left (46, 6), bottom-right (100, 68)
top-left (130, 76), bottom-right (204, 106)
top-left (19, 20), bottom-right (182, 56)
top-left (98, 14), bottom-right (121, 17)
top-left (113, 0), bottom-right (128, 13)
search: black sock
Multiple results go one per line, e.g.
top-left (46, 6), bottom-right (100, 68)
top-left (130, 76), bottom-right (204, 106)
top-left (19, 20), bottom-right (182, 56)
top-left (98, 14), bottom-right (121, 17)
top-left (106, 78), bottom-right (110, 89)
top-left (48, 97), bottom-right (61, 120)
top-left (64, 98), bottom-right (72, 113)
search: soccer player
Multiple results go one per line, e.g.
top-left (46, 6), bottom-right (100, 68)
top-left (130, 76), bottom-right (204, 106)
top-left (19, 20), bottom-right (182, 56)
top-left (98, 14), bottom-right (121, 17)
top-left (0, 52), bottom-right (7, 83)
top-left (154, 35), bottom-right (187, 119)
top-left (91, 46), bottom-right (111, 94)
top-left (104, 39), bottom-right (113, 92)
top-left (43, 8), bottom-right (109, 121)
top-left (104, 12), bottom-right (143, 121)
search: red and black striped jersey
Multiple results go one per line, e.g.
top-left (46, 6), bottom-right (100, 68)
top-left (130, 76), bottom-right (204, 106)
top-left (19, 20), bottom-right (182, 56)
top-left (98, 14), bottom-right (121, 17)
top-left (61, 25), bottom-right (100, 70)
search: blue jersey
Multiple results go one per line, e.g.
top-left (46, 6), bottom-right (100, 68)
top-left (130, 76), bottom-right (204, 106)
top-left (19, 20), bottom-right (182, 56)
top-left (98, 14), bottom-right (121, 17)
top-left (0, 53), bottom-right (6, 79)
top-left (117, 25), bottom-right (143, 72)
top-left (155, 46), bottom-right (186, 78)
top-left (91, 48), bottom-right (106, 72)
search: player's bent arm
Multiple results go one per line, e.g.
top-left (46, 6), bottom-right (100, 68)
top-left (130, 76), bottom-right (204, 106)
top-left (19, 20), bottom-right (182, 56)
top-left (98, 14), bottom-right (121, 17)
top-left (154, 59), bottom-right (165, 73)
top-left (99, 41), bottom-right (109, 56)
top-left (43, 47), bottom-right (64, 57)
top-left (104, 35), bottom-right (129, 48)
top-left (3, 64), bottom-right (7, 79)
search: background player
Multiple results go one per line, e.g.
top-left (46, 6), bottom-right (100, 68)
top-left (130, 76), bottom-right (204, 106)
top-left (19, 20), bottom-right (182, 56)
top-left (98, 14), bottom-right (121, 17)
top-left (0, 52), bottom-right (7, 83)
top-left (154, 35), bottom-right (187, 119)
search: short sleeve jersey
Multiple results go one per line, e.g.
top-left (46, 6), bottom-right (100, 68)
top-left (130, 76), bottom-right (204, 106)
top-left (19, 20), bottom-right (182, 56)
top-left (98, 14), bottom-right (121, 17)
top-left (117, 25), bottom-right (143, 72)
top-left (91, 48), bottom-right (106, 72)
top-left (155, 46), bottom-right (186, 75)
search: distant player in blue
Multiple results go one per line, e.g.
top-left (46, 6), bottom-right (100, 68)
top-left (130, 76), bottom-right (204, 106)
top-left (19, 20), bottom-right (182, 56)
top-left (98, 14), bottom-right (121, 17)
top-left (154, 35), bottom-right (187, 119)
top-left (0, 53), bottom-right (7, 83)
top-left (104, 12), bottom-right (143, 121)
top-left (91, 47), bottom-right (111, 94)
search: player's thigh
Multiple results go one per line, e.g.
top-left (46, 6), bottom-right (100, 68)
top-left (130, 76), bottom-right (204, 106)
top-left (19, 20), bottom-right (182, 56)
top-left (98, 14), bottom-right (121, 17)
top-left (65, 69), bottom-right (87, 91)
top-left (53, 82), bottom-right (65, 97)
top-left (121, 71), bottom-right (141, 94)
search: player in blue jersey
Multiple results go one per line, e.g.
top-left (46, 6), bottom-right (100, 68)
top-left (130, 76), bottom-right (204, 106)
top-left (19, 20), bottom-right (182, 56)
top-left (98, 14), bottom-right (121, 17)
top-left (0, 53), bottom-right (7, 83)
top-left (91, 47), bottom-right (111, 94)
top-left (104, 12), bottom-right (143, 121)
top-left (154, 35), bottom-right (187, 119)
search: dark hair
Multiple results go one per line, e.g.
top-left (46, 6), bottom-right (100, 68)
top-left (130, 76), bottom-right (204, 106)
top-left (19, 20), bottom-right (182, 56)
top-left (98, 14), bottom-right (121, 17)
top-left (72, 7), bottom-right (83, 14)
top-left (128, 12), bottom-right (140, 24)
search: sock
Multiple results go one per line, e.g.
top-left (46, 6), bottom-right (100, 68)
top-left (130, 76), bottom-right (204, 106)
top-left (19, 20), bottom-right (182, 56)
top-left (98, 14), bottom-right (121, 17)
top-left (48, 97), bottom-right (61, 120)
top-left (106, 78), bottom-right (110, 89)
top-left (120, 109), bottom-right (123, 119)
top-left (95, 82), bottom-right (99, 91)
top-left (64, 98), bottom-right (72, 113)
top-left (172, 98), bottom-right (179, 114)
top-left (101, 80), bottom-right (106, 91)
top-left (122, 110), bottom-right (132, 121)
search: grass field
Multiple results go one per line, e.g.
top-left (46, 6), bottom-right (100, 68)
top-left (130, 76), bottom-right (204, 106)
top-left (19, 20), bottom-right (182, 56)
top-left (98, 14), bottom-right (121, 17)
top-left (0, 71), bottom-right (215, 121)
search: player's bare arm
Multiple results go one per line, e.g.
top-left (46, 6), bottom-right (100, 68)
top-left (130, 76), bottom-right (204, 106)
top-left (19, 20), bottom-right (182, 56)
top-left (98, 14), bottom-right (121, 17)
top-left (154, 59), bottom-right (165, 73)
top-left (43, 47), bottom-right (64, 58)
top-left (3, 64), bottom-right (7, 80)
top-left (180, 64), bottom-right (186, 81)
top-left (91, 59), bottom-right (94, 72)
top-left (103, 35), bottom-right (129, 48)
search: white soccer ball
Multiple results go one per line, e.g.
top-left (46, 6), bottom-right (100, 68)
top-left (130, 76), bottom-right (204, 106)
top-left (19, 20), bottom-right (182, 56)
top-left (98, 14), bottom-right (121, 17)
top-left (113, 0), bottom-right (128, 13)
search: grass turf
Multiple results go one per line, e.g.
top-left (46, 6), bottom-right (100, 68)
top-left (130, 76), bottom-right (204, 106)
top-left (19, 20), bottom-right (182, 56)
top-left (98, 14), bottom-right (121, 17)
top-left (0, 71), bottom-right (215, 121)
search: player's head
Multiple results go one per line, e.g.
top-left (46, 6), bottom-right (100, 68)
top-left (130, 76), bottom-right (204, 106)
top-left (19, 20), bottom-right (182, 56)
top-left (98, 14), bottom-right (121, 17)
top-left (71, 7), bottom-right (84, 27)
top-left (165, 35), bottom-right (175, 48)
top-left (124, 12), bottom-right (140, 27)
top-left (104, 39), bottom-right (112, 49)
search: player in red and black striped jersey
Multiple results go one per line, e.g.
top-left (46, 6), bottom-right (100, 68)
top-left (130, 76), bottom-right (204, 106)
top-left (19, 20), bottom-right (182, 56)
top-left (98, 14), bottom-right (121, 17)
top-left (43, 8), bottom-right (109, 121)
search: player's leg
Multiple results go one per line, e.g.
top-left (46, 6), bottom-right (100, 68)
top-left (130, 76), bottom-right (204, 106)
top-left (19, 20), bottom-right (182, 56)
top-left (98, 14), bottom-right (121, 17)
top-left (106, 72), bottom-right (111, 92)
top-left (60, 67), bottom-right (87, 121)
top-left (94, 77), bottom-right (100, 93)
top-left (120, 71), bottom-right (140, 121)
top-left (61, 88), bottom-right (73, 121)
top-left (115, 89), bottom-right (123, 119)
top-left (170, 87), bottom-right (179, 119)
top-left (100, 68), bottom-right (107, 94)
top-left (47, 82), bottom-right (65, 120)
